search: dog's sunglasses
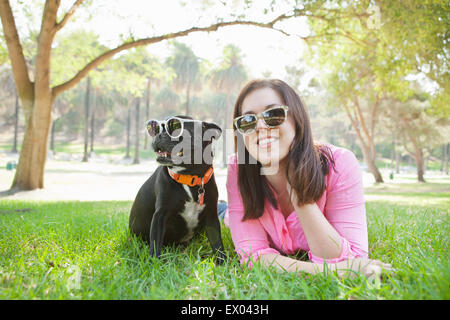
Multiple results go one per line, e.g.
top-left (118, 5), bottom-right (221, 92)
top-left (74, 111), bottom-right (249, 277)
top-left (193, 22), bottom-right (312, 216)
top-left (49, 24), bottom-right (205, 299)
top-left (146, 117), bottom-right (201, 139)
top-left (233, 105), bottom-right (289, 135)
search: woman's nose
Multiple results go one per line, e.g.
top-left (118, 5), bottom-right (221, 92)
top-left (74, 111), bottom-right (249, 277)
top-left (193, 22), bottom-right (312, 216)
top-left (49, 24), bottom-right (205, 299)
top-left (255, 117), bottom-right (266, 130)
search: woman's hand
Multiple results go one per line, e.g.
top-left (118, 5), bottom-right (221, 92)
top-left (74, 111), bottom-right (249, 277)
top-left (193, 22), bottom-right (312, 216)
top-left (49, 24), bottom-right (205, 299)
top-left (330, 258), bottom-right (394, 280)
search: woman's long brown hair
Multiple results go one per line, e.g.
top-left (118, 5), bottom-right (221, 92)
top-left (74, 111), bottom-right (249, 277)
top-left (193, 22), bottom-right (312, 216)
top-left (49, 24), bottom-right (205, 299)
top-left (233, 79), bottom-right (335, 221)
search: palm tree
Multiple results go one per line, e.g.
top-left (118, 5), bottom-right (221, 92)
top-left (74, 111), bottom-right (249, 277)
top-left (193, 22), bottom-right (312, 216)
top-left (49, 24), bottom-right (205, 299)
top-left (166, 41), bottom-right (200, 116)
top-left (154, 86), bottom-right (180, 119)
top-left (143, 56), bottom-right (164, 149)
top-left (112, 47), bottom-right (155, 163)
top-left (208, 44), bottom-right (248, 166)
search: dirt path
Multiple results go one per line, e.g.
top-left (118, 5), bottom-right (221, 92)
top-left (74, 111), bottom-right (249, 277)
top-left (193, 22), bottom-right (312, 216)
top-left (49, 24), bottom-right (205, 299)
top-left (0, 152), bottom-right (229, 202)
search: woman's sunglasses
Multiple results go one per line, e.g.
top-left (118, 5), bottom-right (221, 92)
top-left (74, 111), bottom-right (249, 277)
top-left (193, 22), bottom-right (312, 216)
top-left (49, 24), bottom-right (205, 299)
top-left (233, 105), bottom-right (289, 135)
top-left (146, 117), bottom-right (200, 139)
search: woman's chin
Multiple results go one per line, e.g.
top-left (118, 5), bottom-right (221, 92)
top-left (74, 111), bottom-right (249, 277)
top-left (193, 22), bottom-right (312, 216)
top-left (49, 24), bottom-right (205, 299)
top-left (254, 151), bottom-right (289, 175)
top-left (257, 156), bottom-right (281, 173)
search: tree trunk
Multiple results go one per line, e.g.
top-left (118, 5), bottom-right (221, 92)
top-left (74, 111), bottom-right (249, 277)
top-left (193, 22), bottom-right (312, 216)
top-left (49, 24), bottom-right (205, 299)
top-left (125, 107), bottom-right (131, 159)
top-left (403, 122), bottom-right (426, 182)
top-left (185, 82), bottom-right (191, 116)
top-left (82, 77), bottom-right (91, 162)
top-left (390, 140), bottom-right (395, 170)
top-left (11, 91), bottom-right (19, 153)
top-left (144, 79), bottom-right (151, 149)
top-left (11, 95), bottom-right (54, 190)
top-left (442, 143), bottom-right (449, 175)
top-left (395, 144), bottom-right (400, 174)
top-left (360, 143), bottom-right (384, 183)
top-left (90, 109), bottom-right (95, 155)
top-left (90, 87), bottom-right (96, 155)
top-left (133, 97), bottom-right (140, 164)
top-left (415, 148), bottom-right (426, 182)
top-left (445, 143), bottom-right (449, 175)
top-left (343, 104), bottom-right (384, 183)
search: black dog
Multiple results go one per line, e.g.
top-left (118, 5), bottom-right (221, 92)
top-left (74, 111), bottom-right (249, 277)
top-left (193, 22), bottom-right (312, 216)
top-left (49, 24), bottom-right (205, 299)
top-left (129, 116), bottom-right (225, 263)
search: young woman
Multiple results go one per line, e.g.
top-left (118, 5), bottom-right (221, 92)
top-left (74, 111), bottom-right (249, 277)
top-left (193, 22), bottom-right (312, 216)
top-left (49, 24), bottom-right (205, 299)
top-left (224, 79), bottom-right (392, 279)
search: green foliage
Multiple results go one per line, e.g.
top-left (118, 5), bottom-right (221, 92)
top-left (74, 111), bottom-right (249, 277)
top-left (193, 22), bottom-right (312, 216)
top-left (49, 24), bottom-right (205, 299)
top-left (98, 47), bottom-right (151, 98)
top-left (375, 0), bottom-right (449, 116)
top-left (382, 86), bottom-right (450, 153)
top-left (153, 86), bottom-right (181, 117)
top-left (104, 117), bottom-right (125, 139)
top-left (208, 44), bottom-right (248, 94)
top-left (0, 34), bottom-right (8, 66)
top-left (51, 30), bottom-right (106, 86)
top-left (166, 41), bottom-right (201, 91)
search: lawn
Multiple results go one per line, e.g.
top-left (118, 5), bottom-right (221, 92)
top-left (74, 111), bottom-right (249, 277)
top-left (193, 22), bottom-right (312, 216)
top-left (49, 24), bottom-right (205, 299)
top-left (0, 181), bottom-right (448, 300)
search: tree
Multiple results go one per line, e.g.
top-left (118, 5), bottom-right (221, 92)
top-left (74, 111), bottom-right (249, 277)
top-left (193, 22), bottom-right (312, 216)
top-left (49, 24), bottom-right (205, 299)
top-left (143, 56), bottom-right (165, 149)
top-left (51, 29), bottom-right (107, 162)
top-left (374, 0), bottom-right (449, 118)
top-left (0, 0), bottom-right (373, 191)
top-left (0, 32), bottom-right (8, 65)
top-left (304, 1), bottom-right (432, 183)
top-left (307, 32), bottom-right (393, 183)
top-left (108, 47), bottom-right (157, 163)
top-left (166, 41), bottom-right (201, 116)
top-left (0, 67), bottom-right (19, 152)
top-left (133, 97), bottom-right (141, 164)
top-left (153, 86), bottom-right (180, 118)
top-left (208, 44), bottom-right (248, 166)
top-left (384, 89), bottom-right (450, 182)
top-left (81, 77), bottom-right (91, 162)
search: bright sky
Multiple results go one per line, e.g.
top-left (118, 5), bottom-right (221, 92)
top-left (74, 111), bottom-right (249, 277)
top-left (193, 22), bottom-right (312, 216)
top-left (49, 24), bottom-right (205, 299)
top-left (74, 0), bottom-right (311, 80)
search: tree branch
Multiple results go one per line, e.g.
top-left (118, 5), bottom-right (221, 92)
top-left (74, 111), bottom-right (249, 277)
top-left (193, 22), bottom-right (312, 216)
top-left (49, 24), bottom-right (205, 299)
top-left (52, 12), bottom-right (336, 97)
top-left (370, 92), bottom-right (380, 138)
top-left (55, 0), bottom-right (84, 32)
top-left (0, 0), bottom-right (34, 108)
top-left (352, 95), bottom-right (377, 161)
top-left (343, 103), bottom-right (368, 151)
top-left (353, 95), bottom-right (372, 143)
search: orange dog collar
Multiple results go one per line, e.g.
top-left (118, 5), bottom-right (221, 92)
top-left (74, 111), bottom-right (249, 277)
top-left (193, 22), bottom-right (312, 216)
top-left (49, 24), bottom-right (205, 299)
top-left (167, 167), bottom-right (214, 206)
top-left (167, 166), bottom-right (214, 187)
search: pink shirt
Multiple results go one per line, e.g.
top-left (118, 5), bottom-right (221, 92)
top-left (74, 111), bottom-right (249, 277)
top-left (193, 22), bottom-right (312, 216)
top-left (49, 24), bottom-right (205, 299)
top-left (224, 145), bottom-right (368, 266)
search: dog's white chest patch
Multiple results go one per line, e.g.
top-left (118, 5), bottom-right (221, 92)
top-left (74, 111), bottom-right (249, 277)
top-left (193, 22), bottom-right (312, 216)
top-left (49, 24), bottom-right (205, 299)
top-left (179, 200), bottom-right (205, 242)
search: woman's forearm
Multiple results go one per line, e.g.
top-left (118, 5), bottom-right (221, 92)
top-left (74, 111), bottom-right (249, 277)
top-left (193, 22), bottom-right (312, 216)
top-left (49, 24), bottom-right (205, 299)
top-left (259, 253), bottom-right (323, 275)
top-left (294, 203), bottom-right (343, 260)
top-left (259, 253), bottom-right (394, 280)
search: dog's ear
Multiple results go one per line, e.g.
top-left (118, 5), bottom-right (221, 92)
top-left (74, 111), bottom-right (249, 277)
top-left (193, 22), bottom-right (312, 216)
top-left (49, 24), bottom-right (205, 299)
top-left (203, 121), bottom-right (222, 142)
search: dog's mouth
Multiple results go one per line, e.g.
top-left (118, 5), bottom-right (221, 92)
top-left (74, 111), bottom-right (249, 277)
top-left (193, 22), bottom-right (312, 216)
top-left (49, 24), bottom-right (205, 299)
top-left (155, 148), bottom-right (184, 164)
top-left (156, 150), bottom-right (171, 158)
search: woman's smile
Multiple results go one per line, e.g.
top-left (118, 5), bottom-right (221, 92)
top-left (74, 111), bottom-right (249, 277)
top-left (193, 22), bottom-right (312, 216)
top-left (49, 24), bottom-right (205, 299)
top-left (257, 136), bottom-right (276, 148)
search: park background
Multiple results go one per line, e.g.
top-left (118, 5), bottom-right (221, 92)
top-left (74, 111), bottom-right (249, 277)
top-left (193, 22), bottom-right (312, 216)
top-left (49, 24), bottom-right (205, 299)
top-left (0, 0), bottom-right (448, 300)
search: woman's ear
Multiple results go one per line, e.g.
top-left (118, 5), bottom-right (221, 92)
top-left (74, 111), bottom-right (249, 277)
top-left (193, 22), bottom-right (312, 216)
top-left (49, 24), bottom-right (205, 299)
top-left (203, 121), bottom-right (222, 142)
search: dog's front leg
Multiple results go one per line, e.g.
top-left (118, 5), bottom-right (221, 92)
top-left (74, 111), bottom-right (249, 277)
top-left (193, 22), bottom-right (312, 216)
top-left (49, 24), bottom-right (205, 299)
top-left (148, 209), bottom-right (167, 259)
top-left (204, 210), bottom-right (226, 264)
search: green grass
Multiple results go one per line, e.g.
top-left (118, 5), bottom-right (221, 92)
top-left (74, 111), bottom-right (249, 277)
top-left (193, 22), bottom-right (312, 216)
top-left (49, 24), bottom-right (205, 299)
top-left (0, 184), bottom-right (449, 300)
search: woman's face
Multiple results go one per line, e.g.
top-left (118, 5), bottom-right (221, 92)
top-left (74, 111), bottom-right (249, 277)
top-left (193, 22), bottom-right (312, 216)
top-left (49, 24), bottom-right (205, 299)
top-left (240, 87), bottom-right (296, 170)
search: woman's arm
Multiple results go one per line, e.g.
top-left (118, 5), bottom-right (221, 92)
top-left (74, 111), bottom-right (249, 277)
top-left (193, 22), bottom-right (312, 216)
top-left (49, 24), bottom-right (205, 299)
top-left (259, 253), bottom-right (393, 279)
top-left (293, 203), bottom-right (343, 260)
top-left (287, 148), bottom-right (369, 262)
top-left (259, 253), bottom-right (322, 274)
